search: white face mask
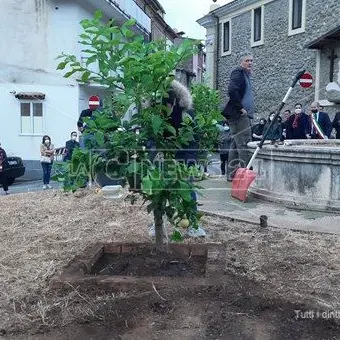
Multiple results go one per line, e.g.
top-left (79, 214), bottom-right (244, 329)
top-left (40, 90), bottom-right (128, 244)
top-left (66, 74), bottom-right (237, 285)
top-left (269, 115), bottom-right (274, 121)
top-left (44, 139), bottom-right (50, 145)
top-left (295, 108), bottom-right (302, 114)
top-left (223, 125), bottom-right (230, 131)
top-left (71, 135), bottom-right (77, 140)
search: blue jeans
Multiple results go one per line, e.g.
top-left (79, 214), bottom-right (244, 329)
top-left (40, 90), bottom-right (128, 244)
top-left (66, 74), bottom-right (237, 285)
top-left (41, 162), bottom-right (52, 184)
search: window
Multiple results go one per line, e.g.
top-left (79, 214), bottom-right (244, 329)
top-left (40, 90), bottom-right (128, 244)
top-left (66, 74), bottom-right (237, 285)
top-left (221, 20), bottom-right (231, 56)
top-left (20, 102), bottom-right (44, 134)
top-left (289, 0), bottom-right (306, 35)
top-left (251, 6), bottom-right (264, 46)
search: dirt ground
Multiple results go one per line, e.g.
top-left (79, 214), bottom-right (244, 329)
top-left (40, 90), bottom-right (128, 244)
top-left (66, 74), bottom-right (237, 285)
top-left (1, 189), bottom-right (340, 339)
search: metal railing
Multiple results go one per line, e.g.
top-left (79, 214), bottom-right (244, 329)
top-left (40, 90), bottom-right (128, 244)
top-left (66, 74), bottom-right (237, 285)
top-left (106, 0), bottom-right (151, 33)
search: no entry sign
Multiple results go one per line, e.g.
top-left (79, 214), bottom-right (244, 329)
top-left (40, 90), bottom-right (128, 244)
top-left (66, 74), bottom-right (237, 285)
top-left (88, 95), bottom-right (100, 109)
top-left (299, 72), bottom-right (313, 88)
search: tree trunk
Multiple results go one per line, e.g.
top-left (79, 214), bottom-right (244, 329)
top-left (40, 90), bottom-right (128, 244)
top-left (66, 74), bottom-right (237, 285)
top-left (153, 205), bottom-right (168, 253)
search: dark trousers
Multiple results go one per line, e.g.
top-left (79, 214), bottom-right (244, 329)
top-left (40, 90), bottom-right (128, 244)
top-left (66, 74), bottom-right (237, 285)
top-left (220, 154), bottom-right (228, 175)
top-left (0, 172), bottom-right (8, 192)
top-left (41, 162), bottom-right (52, 184)
top-left (227, 115), bottom-right (252, 180)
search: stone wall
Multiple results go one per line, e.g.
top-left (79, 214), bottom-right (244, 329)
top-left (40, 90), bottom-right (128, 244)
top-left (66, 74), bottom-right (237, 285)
top-left (217, 0), bottom-right (340, 121)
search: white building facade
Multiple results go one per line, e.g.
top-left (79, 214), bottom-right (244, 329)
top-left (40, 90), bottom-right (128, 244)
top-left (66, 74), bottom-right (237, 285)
top-left (0, 0), bottom-right (151, 179)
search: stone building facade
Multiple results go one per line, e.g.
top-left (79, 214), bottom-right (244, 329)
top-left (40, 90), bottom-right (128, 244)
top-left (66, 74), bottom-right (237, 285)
top-left (134, 0), bottom-right (178, 42)
top-left (174, 39), bottom-right (206, 86)
top-left (198, 0), bottom-right (340, 120)
top-left (135, 0), bottom-right (205, 87)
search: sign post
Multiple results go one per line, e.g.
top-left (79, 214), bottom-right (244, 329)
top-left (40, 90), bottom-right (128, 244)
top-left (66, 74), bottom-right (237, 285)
top-left (299, 72), bottom-right (313, 88)
top-left (88, 95), bottom-right (100, 110)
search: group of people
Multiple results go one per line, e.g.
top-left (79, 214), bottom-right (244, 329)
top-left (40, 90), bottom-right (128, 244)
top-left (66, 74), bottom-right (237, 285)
top-left (251, 102), bottom-right (339, 143)
top-left (221, 53), bottom-right (340, 181)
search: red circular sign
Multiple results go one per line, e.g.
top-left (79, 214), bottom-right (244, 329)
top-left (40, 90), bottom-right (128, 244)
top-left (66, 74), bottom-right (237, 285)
top-left (299, 72), bottom-right (313, 88)
top-left (88, 95), bottom-right (100, 109)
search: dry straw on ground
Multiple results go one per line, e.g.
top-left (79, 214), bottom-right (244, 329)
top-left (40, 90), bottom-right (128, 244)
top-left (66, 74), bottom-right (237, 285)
top-left (0, 189), bottom-right (340, 336)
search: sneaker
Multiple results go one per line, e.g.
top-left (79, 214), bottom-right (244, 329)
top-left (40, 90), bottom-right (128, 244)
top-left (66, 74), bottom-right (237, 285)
top-left (187, 226), bottom-right (206, 238)
top-left (148, 224), bottom-right (155, 237)
top-left (42, 185), bottom-right (47, 190)
top-left (4, 191), bottom-right (9, 195)
top-left (46, 184), bottom-right (52, 189)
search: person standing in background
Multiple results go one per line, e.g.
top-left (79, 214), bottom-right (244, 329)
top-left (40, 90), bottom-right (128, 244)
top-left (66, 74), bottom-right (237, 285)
top-left (40, 135), bottom-right (55, 189)
top-left (0, 143), bottom-right (9, 195)
top-left (285, 103), bottom-right (309, 139)
top-left (64, 131), bottom-right (80, 161)
top-left (307, 101), bottom-right (332, 139)
top-left (223, 53), bottom-right (254, 181)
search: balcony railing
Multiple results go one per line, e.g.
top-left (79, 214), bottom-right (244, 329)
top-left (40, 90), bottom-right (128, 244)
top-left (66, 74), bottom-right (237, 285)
top-left (106, 0), bottom-right (151, 33)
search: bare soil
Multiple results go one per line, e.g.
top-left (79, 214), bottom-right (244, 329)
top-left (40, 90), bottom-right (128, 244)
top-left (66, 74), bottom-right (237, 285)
top-left (1, 188), bottom-right (340, 339)
top-left (90, 248), bottom-right (207, 277)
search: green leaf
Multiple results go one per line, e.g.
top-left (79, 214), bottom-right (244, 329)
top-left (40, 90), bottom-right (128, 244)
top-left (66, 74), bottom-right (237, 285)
top-left (86, 55), bottom-right (97, 66)
top-left (64, 70), bottom-right (76, 78)
top-left (142, 176), bottom-right (153, 195)
top-left (94, 9), bottom-right (103, 20)
top-left (151, 115), bottom-right (163, 135)
top-left (57, 62), bottom-right (67, 70)
top-left (165, 124), bottom-right (177, 136)
top-left (123, 18), bottom-right (136, 27)
top-left (79, 34), bottom-right (91, 40)
top-left (81, 71), bottom-right (91, 82)
top-left (170, 230), bottom-right (183, 242)
top-left (94, 132), bottom-right (105, 145)
top-left (121, 27), bottom-right (134, 38)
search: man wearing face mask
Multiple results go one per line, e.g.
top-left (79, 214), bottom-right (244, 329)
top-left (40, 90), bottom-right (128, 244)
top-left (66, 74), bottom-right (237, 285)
top-left (307, 101), bottom-right (332, 139)
top-left (64, 131), bottom-right (80, 161)
top-left (285, 103), bottom-right (310, 139)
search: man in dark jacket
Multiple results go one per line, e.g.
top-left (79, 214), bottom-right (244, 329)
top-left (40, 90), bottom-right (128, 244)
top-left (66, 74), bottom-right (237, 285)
top-left (307, 101), bottom-right (332, 139)
top-left (77, 96), bottom-right (102, 148)
top-left (77, 96), bottom-right (102, 132)
top-left (223, 54), bottom-right (254, 180)
top-left (64, 131), bottom-right (80, 161)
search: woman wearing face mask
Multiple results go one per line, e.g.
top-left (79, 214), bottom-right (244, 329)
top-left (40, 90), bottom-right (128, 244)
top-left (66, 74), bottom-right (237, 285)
top-left (263, 112), bottom-right (283, 142)
top-left (64, 131), bottom-right (80, 161)
top-left (40, 135), bottom-right (55, 189)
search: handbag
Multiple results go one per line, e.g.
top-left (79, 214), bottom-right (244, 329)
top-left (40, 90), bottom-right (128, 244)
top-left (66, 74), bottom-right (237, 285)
top-left (41, 156), bottom-right (51, 163)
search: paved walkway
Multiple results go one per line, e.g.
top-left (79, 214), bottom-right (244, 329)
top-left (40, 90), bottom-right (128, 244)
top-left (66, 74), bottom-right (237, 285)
top-left (198, 177), bottom-right (340, 235)
top-left (5, 174), bottom-right (340, 235)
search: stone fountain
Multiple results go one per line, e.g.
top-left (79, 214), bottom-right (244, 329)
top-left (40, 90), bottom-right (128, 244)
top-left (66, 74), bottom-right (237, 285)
top-left (248, 139), bottom-right (340, 213)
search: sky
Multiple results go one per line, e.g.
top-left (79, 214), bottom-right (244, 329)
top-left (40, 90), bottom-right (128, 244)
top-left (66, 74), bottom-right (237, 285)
top-left (159, 0), bottom-right (233, 40)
